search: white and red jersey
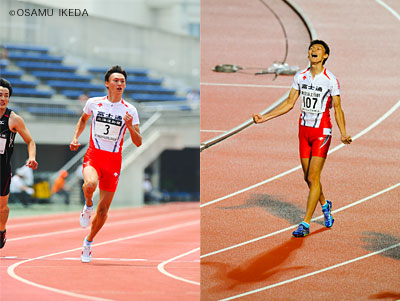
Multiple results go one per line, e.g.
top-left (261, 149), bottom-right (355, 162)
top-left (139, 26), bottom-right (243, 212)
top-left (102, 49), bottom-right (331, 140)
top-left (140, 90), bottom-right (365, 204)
top-left (292, 67), bottom-right (340, 128)
top-left (83, 96), bottom-right (140, 153)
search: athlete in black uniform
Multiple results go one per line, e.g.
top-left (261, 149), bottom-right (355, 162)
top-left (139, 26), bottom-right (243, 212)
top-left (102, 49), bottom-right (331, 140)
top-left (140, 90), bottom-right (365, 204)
top-left (0, 78), bottom-right (38, 248)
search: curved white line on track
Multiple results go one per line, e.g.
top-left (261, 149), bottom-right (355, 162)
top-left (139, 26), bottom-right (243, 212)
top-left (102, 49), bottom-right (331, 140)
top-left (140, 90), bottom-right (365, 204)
top-left (7, 220), bottom-right (199, 300)
top-left (157, 247), bottom-right (200, 286)
top-left (9, 206), bottom-right (197, 229)
top-left (201, 182), bottom-right (400, 258)
top-left (376, 0), bottom-right (400, 20)
top-left (201, 99), bottom-right (400, 208)
top-left (200, 82), bottom-right (290, 89)
top-left (8, 210), bottom-right (198, 242)
top-left (219, 242), bottom-right (400, 300)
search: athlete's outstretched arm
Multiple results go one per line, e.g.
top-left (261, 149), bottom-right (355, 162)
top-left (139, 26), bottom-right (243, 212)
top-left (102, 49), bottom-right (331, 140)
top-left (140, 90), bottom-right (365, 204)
top-left (253, 88), bottom-right (300, 124)
top-left (10, 112), bottom-right (38, 169)
top-left (70, 113), bottom-right (90, 151)
top-left (332, 95), bottom-right (352, 144)
top-left (123, 112), bottom-right (142, 147)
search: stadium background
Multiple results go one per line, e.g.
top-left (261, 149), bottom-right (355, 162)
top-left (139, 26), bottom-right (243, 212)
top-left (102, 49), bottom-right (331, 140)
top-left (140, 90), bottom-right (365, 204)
top-left (0, 0), bottom-right (200, 208)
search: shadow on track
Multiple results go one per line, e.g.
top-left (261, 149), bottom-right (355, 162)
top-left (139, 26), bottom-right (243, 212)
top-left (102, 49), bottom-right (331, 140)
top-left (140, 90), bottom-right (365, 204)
top-left (203, 227), bottom-right (329, 293)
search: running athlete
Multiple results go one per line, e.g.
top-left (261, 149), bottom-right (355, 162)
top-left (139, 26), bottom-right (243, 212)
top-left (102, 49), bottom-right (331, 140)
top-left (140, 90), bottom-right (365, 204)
top-left (70, 66), bottom-right (142, 262)
top-left (253, 40), bottom-right (352, 237)
top-left (0, 78), bottom-right (38, 248)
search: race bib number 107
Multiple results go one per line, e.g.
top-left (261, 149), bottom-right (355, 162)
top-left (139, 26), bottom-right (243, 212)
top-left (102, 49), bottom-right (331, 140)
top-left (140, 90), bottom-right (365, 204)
top-left (301, 90), bottom-right (324, 114)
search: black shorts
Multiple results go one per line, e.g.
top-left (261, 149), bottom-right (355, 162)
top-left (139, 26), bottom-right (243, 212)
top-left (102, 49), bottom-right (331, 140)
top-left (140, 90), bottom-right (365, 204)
top-left (0, 163), bottom-right (12, 196)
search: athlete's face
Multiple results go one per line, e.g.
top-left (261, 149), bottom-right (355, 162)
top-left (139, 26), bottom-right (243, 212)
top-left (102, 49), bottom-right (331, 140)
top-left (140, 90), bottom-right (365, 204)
top-left (308, 44), bottom-right (328, 65)
top-left (105, 73), bottom-right (126, 96)
top-left (0, 87), bottom-right (10, 109)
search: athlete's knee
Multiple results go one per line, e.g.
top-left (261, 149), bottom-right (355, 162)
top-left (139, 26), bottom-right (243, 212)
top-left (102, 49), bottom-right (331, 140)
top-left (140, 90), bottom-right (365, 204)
top-left (83, 181), bottom-right (97, 193)
top-left (307, 173), bottom-right (320, 186)
top-left (0, 204), bottom-right (9, 214)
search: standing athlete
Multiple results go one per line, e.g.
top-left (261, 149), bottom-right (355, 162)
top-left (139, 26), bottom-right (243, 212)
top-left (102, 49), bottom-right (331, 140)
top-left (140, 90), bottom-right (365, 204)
top-left (253, 40), bottom-right (352, 237)
top-left (0, 78), bottom-right (38, 248)
top-left (70, 66), bottom-right (142, 262)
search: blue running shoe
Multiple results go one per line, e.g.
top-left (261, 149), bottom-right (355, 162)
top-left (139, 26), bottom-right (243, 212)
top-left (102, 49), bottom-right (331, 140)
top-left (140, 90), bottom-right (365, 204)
top-left (292, 224), bottom-right (310, 237)
top-left (322, 200), bottom-right (334, 228)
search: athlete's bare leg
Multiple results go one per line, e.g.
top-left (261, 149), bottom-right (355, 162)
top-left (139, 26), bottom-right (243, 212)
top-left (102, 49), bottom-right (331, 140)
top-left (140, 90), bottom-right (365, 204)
top-left (0, 195), bottom-right (9, 231)
top-left (82, 166), bottom-right (99, 207)
top-left (86, 190), bottom-right (115, 241)
top-left (301, 157), bottom-right (326, 206)
top-left (301, 156), bottom-right (326, 224)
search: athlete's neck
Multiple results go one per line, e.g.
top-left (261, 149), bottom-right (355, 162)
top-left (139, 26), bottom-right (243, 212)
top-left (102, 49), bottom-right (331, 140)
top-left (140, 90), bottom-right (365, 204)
top-left (0, 107), bottom-right (6, 118)
top-left (309, 64), bottom-right (324, 78)
top-left (107, 94), bottom-right (122, 103)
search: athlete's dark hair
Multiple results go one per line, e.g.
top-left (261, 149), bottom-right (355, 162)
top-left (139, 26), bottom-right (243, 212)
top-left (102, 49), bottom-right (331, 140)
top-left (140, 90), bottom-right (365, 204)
top-left (308, 40), bottom-right (330, 65)
top-left (104, 65), bottom-right (127, 82)
top-left (0, 78), bottom-right (12, 97)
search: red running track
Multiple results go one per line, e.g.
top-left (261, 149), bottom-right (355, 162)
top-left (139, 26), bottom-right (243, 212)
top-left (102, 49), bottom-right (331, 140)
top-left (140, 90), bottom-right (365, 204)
top-left (201, 0), bottom-right (400, 300)
top-left (0, 202), bottom-right (199, 300)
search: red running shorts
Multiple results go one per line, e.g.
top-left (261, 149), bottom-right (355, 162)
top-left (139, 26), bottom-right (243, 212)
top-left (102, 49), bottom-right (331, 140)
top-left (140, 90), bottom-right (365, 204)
top-left (298, 125), bottom-right (332, 159)
top-left (83, 147), bottom-right (122, 192)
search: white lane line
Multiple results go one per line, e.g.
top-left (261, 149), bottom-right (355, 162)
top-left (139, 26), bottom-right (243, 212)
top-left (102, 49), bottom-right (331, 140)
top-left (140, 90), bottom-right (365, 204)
top-left (201, 99), bottom-right (400, 208)
top-left (201, 82), bottom-right (291, 89)
top-left (8, 206), bottom-right (197, 229)
top-left (157, 247), bottom-right (201, 286)
top-left (7, 220), bottom-right (199, 300)
top-left (200, 182), bottom-right (400, 258)
top-left (376, 0), bottom-right (400, 21)
top-left (219, 242), bottom-right (400, 300)
top-left (63, 258), bottom-right (148, 262)
top-left (1, 256), bottom-right (199, 263)
top-left (8, 210), bottom-right (198, 242)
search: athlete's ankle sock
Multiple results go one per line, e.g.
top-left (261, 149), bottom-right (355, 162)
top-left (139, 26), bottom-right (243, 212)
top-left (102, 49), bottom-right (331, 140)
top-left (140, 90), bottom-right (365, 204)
top-left (322, 202), bottom-right (329, 210)
top-left (301, 221), bottom-right (310, 228)
top-left (84, 202), bottom-right (93, 210)
top-left (84, 237), bottom-right (93, 246)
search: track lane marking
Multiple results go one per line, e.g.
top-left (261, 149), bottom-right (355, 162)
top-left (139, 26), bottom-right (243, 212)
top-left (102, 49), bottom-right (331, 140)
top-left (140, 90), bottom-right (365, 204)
top-left (157, 247), bottom-right (201, 286)
top-left (201, 99), bottom-right (400, 208)
top-left (201, 182), bottom-right (400, 258)
top-left (1, 256), bottom-right (200, 263)
top-left (7, 220), bottom-right (199, 300)
top-left (219, 242), bottom-right (400, 300)
top-left (8, 205), bottom-right (198, 228)
top-left (376, 0), bottom-right (400, 21)
top-left (8, 210), bottom-right (198, 242)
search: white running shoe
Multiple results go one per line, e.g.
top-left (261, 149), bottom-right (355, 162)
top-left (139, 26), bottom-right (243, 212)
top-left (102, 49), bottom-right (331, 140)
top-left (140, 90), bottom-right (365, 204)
top-left (80, 205), bottom-right (93, 228)
top-left (81, 239), bottom-right (92, 263)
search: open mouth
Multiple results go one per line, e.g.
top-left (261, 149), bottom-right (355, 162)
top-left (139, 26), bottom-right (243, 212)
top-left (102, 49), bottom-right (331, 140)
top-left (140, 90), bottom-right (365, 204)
top-left (311, 54), bottom-right (318, 58)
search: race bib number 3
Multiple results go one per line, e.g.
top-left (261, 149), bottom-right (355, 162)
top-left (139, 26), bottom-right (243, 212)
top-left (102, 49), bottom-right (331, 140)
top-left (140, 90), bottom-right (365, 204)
top-left (0, 138), bottom-right (6, 154)
top-left (301, 91), bottom-right (324, 114)
top-left (94, 116), bottom-right (122, 142)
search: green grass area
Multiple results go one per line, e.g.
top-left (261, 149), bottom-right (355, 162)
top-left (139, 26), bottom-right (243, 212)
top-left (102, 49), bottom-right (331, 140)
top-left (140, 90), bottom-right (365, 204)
top-left (8, 203), bottom-right (83, 218)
